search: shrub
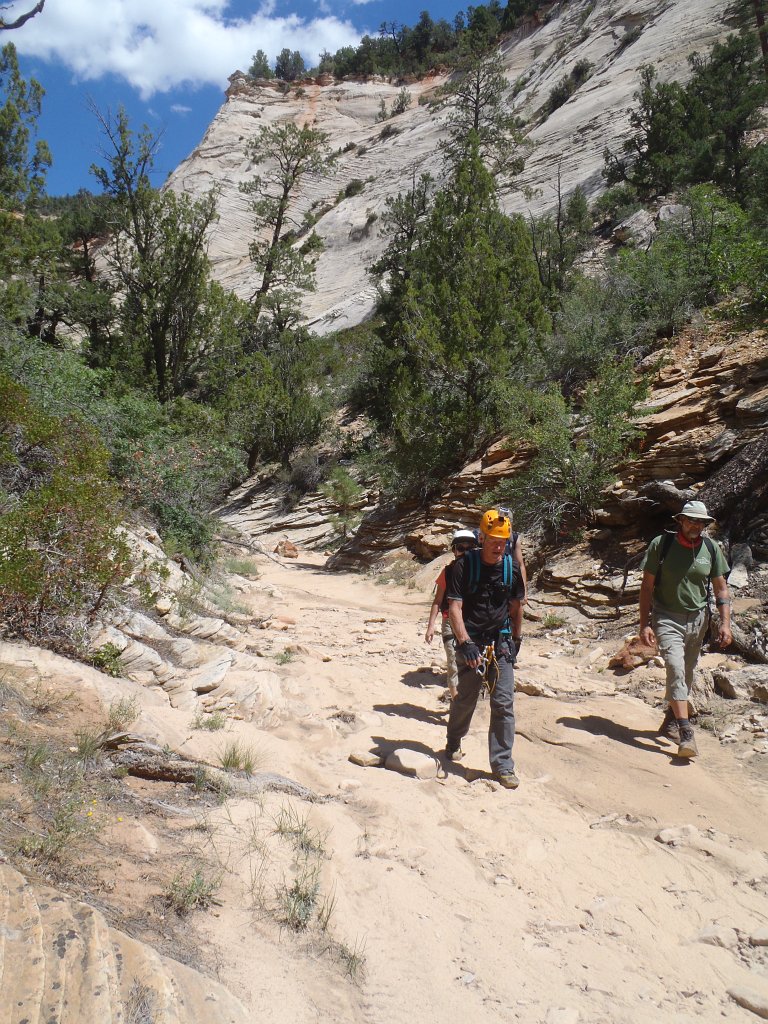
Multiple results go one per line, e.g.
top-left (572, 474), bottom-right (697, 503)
top-left (320, 467), bottom-right (365, 538)
top-left (590, 184), bottom-right (641, 225)
top-left (90, 643), bottom-right (125, 677)
top-left (275, 861), bottom-right (321, 930)
top-left (544, 60), bottom-right (593, 117)
top-left (343, 178), bottom-right (365, 199)
top-left (0, 376), bottom-right (131, 646)
top-left (106, 695), bottom-right (140, 731)
top-left (163, 866), bottom-right (221, 915)
top-left (218, 739), bottom-right (260, 775)
top-left (487, 360), bottom-right (646, 533)
top-left (379, 123), bottom-right (400, 141)
top-left (191, 709), bottom-right (227, 731)
top-left (391, 87), bottom-right (412, 116)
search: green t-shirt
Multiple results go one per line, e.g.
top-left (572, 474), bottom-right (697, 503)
top-left (641, 533), bottom-right (730, 613)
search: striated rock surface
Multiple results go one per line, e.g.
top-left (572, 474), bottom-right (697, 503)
top-left (168, 0), bottom-right (732, 333)
top-left (0, 863), bottom-right (250, 1024)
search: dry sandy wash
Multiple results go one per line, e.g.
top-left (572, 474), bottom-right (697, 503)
top-left (191, 551), bottom-right (768, 1024)
top-left (1, 549), bottom-right (767, 1024)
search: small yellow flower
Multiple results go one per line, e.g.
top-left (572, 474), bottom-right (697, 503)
top-left (87, 811), bottom-right (93, 817)
top-left (117, 817), bottom-right (123, 822)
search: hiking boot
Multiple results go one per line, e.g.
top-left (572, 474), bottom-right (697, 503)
top-left (446, 745), bottom-right (464, 763)
top-left (677, 726), bottom-right (699, 759)
top-left (494, 771), bottom-right (520, 790)
top-left (659, 707), bottom-right (680, 744)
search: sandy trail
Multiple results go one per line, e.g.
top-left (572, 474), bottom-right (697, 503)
top-left (194, 552), bottom-right (768, 1024)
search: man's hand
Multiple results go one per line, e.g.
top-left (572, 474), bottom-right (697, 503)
top-left (717, 625), bottom-right (733, 648)
top-left (425, 627), bottom-right (435, 645)
top-left (640, 625), bottom-right (656, 648)
top-left (459, 640), bottom-right (482, 668)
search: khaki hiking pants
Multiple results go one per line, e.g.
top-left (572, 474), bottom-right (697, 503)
top-left (652, 603), bottom-right (708, 704)
top-left (441, 619), bottom-right (459, 696)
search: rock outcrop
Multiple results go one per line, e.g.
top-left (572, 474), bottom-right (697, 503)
top-left (0, 864), bottom-right (250, 1024)
top-left (168, 0), bottom-right (733, 333)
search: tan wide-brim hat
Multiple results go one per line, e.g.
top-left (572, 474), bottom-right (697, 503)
top-left (674, 500), bottom-right (715, 523)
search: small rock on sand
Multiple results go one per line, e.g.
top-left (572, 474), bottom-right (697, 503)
top-left (348, 750), bottom-right (383, 768)
top-left (385, 748), bottom-right (441, 780)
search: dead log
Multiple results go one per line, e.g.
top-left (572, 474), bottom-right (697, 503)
top-left (107, 743), bottom-right (330, 802)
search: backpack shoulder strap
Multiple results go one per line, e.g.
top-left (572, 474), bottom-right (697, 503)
top-left (653, 532), bottom-right (675, 590)
top-left (702, 536), bottom-right (724, 576)
top-left (503, 552), bottom-right (514, 588)
top-left (466, 549), bottom-right (481, 593)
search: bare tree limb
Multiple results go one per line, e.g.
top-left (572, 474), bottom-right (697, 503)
top-left (0, 0), bottom-right (46, 30)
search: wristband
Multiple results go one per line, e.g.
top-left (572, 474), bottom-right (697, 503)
top-left (715, 598), bottom-right (729, 607)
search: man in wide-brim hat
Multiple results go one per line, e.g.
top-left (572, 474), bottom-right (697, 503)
top-left (638, 500), bottom-right (732, 759)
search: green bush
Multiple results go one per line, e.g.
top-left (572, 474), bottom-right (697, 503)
top-left (487, 360), bottom-right (646, 533)
top-left (0, 375), bottom-right (131, 645)
top-left (320, 467), bottom-right (365, 538)
top-left (0, 335), bottom-right (245, 564)
top-left (343, 178), bottom-right (365, 199)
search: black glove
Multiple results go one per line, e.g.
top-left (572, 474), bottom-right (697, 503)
top-left (459, 640), bottom-right (481, 663)
top-left (512, 636), bottom-right (523, 656)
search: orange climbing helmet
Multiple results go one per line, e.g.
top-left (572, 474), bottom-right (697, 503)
top-left (479, 508), bottom-right (512, 539)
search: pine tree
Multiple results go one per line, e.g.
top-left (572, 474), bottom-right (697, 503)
top-left (240, 122), bottom-right (335, 326)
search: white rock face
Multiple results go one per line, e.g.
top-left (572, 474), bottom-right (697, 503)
top-left (167, 0), bottom-right (731, 333)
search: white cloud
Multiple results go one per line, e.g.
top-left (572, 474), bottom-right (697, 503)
top-left (14, 0), bottom-right (361, 98)
top-left (171, 104), bottom-right (193, 114)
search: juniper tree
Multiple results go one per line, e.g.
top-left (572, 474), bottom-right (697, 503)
top-left (368, 135), bottom-right (549, 496)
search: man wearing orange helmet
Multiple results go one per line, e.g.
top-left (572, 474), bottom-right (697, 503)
top-left (444, 509), bottom-right (525, 789)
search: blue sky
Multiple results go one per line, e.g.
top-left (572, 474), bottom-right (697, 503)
top-left (11, 0), bottom-right (465, 196)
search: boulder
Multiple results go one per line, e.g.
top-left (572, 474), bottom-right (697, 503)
top-left (727, 986), bottom-right (768, 1020)
top-left (274, 539), bottom-right (299, 558)
top-left (384, 748), bottom-right (441, 779)
top-left (712, 666), bottom-right (768, 702)
top-left (612, 208), bottom-right (655, 247)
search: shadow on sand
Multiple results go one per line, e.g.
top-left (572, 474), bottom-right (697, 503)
top-left (557, 714), bottom-right (693, 765)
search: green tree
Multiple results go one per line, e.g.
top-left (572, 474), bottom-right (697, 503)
top-left (368, 136), bottom-right (549, 496)
top-left (249, 49), bottom-right (274, 78)
top-left (320, 467), bottom-right (365, 539)
top-left (214, 325), bottom-right (327, 473)
top-left (240, 121), bottom-right (335, 324)
top-left (604, 35), bottom-right (767, 199)
top-left (0, 42), bottom-right (50, 208)
top-left (90, 106), bottom-right (220, 401)
top-left (275, 48), bottom-right (305, 81)
top-left (529, 172), bottom-right (591, 300)
top-left (686, 33), bottom-right (767, 195)
top-left (441, 49), bottom-right (529, 181)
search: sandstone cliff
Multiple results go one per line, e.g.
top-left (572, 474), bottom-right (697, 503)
top-left (168, 0), bottom-right (733, 333)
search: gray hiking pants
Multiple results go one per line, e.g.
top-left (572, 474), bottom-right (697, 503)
top-left (446, 637), bottom-right (516, 774)
top-left (441, 619), bottom-right (459, 695)
top-left (652, 603), bottom-right (708, 704)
